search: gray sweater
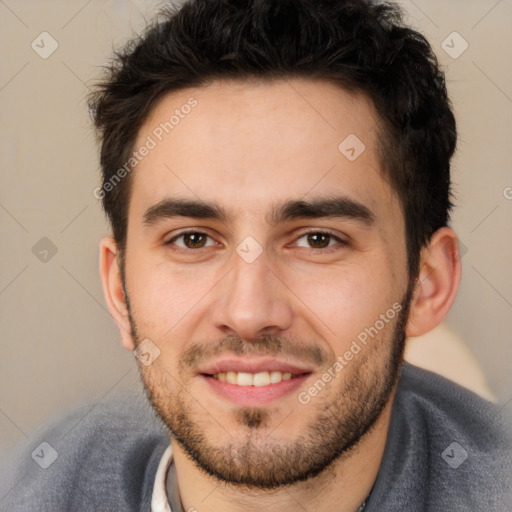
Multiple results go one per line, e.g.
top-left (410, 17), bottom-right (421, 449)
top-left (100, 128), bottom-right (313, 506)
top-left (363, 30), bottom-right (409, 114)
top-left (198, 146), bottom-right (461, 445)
top-left (1, 363), bottom-right (511, 511)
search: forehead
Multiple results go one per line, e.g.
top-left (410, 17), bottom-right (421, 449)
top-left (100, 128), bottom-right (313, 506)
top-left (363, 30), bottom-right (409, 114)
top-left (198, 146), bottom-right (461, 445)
top-left (130, 78), bottom-right (400, 227)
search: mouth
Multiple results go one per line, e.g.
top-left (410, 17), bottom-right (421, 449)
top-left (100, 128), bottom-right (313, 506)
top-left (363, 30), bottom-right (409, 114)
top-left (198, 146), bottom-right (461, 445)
top-left (197, 358), bottom-right (313, 406)
top-left (208, 370), bottom-right (298, 386)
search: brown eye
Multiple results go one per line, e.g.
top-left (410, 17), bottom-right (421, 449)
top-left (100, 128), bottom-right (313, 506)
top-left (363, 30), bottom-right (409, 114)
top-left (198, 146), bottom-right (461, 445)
top-left (167, 231), bottom-right (215, 250)
top-left (183, 232), bottom-right (207, 248)
top-left (295, 231), bottom-right (340, 250)
top-left (306, 233), bottom-right (331, 249)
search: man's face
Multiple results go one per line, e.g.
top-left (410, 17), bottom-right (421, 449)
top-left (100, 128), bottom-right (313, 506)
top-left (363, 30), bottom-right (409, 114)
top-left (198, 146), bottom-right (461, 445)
top-left (123, 79), bottom-right (411, 487)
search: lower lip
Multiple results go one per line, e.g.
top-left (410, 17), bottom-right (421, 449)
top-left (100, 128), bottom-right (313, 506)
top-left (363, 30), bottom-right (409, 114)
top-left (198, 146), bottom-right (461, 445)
top-left (201, 374), bottom-right (311, 406)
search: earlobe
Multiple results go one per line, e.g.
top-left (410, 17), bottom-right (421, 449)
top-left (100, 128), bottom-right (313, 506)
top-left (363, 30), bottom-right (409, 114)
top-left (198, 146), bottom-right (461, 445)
top-left (99, 236), bottom-right (135, 351)
top-left (406, 227), bottom-right (461, 338)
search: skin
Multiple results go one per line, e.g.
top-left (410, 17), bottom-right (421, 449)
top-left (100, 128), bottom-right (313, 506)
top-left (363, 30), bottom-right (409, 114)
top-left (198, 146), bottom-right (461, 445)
top-left (100, 78), bottom-right (461, 512)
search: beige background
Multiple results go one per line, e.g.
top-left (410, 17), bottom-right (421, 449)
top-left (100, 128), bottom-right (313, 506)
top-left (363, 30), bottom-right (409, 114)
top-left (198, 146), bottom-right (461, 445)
top-left (1, 0), bottom-right (511, 456)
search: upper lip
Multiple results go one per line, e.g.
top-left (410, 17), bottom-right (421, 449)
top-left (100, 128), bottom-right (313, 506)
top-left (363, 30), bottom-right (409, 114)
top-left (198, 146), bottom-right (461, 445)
top-left (197, 357), bottom-right (313, 376)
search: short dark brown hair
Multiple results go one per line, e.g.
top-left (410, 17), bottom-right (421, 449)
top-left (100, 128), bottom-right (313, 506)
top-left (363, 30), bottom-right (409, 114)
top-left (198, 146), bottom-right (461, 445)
top-left (90, 0), bottom-right (457, 279)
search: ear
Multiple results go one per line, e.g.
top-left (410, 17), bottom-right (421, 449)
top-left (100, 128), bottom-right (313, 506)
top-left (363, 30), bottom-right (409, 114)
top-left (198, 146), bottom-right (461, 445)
top-left (99, 236), bottom-right (135, 351)
top-left (406, 227), bottom-right (462, 337)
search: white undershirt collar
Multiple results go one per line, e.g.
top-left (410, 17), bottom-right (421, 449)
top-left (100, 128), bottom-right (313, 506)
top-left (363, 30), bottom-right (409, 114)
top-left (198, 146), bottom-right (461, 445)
top-left (151, 444), bottom-right (173, 512)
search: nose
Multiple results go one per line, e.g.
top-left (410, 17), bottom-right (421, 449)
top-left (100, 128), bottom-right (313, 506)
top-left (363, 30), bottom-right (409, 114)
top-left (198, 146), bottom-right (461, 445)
top-left (209, 250), bottom-right (294, 340)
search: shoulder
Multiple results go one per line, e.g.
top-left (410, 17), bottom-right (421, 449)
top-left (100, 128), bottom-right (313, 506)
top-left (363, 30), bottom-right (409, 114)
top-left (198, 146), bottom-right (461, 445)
top-left (0, 393), bottom-right (169, 512)
top-left (396, 362), bottom-right (508, 439)
top-left (366, 363), bottom-right (512, 511)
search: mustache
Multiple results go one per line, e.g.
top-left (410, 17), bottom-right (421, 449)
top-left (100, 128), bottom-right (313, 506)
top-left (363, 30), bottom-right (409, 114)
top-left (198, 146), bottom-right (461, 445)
top-left (180, 333), bottom-right (330, 370)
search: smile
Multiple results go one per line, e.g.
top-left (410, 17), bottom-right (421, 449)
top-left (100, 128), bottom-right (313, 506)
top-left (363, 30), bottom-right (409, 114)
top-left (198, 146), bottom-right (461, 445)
top-left (211, 371), bottom-right (296, 386)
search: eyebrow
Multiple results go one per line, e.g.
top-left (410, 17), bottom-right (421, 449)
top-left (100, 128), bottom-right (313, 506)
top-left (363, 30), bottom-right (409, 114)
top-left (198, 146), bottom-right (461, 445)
top-left (142, 196), bottom-right (375, 227)
top-left (143, 198), bottom-right (231, 225)
top-left (269, 197), bottom-right (375, 226)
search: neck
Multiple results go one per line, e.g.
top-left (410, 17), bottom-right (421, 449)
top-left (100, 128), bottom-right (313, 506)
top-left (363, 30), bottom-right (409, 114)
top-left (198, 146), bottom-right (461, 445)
top-left (171, 398), bottom-right (393, 512)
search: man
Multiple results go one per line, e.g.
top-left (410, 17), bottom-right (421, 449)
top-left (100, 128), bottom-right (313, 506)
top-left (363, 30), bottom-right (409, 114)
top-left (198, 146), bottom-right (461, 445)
top-left (1, 0), bottom-right (511, 510)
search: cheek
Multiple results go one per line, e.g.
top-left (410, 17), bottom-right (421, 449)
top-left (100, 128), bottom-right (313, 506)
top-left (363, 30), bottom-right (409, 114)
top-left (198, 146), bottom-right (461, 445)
top-left (126, 253), bottom-right (218, 340)
top-left (284, 260), bottom-right (399, 350)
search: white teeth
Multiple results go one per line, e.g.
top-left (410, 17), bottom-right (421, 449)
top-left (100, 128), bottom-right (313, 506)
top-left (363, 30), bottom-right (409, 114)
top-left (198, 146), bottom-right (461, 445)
top-left (213, 370), bottom-right (296, 386)
top-left (253, 371), bottom-right (270, 387)
top-left (237, 372), bottom-right (253, 386)
top-left (226, 371), bottom-right (237, 385)
top-left (269, 371), bottom-right (282, 383)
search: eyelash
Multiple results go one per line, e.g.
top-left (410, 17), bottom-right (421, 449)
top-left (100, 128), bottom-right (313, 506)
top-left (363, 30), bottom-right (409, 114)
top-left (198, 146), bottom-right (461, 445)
top-left (165, 229), bottom-right (348, 254)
